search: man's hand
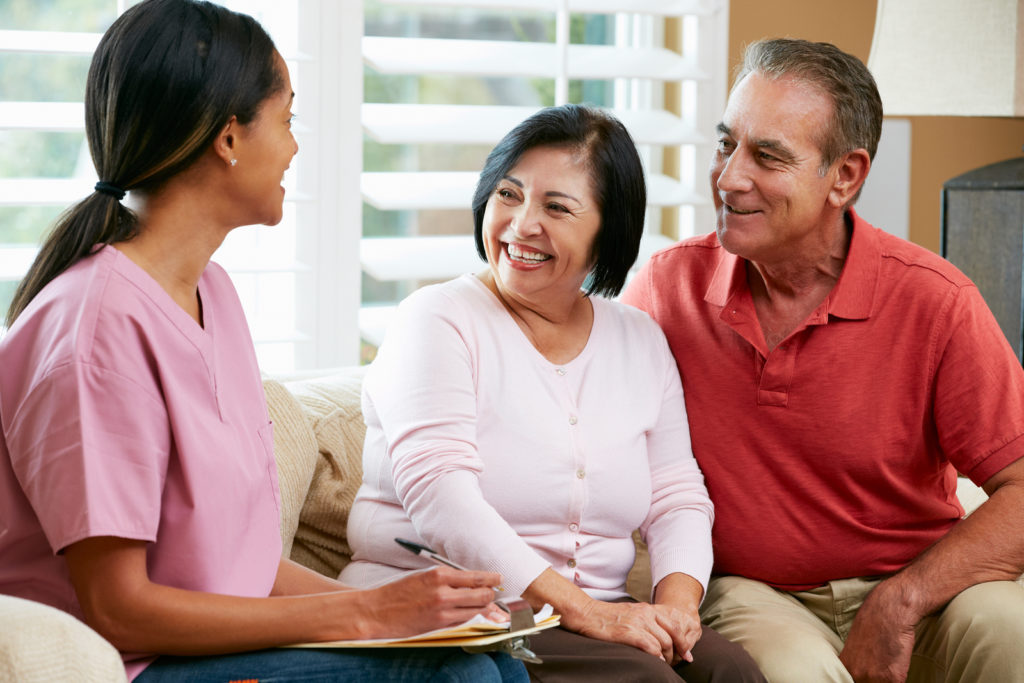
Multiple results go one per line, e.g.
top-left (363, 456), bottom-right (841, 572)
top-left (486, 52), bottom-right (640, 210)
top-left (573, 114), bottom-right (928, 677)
top-left (839, 579), bottom-right (918, 683)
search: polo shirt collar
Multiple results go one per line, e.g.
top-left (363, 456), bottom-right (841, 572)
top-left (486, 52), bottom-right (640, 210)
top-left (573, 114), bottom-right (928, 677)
top-left (703, 208), bottom-right (880, 321)
top-left (826, 209), bottom-right (878, 320)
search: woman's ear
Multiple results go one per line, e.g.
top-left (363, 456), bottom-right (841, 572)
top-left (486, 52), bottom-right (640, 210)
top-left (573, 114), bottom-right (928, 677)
top-left (827, 148), bottom-right (871, 208)
top-left (212, 115), bottom-right (239, 167)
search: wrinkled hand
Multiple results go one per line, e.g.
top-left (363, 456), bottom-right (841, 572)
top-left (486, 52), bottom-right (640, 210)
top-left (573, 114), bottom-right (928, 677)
top-left (651, 602), bottom-right (702, 665)
top-left (568, 599), bottom-right (702, 664)
top-left (364, 566), bottom-right (503, 638)
top-left (839, 584), bottom-right (916, 683)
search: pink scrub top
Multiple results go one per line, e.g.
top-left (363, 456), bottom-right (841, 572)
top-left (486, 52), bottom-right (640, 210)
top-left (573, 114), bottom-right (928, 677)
top-left (0, 245), bottom-right (282, 679)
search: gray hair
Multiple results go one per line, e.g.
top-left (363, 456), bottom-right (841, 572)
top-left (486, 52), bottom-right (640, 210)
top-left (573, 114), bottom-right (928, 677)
top-left (735, 38), bottom-right (882, 176)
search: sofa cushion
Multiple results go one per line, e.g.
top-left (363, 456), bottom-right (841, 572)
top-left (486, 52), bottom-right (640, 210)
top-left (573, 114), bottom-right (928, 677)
top-left (284, 367), bottom-right (368, 578)
top-left (263, 378), bottom-right (319, 557)
top-left (0, 594), bottom-right (126, 682)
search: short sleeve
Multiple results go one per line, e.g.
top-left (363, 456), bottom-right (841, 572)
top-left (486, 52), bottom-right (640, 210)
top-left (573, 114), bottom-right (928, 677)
top-left (6, 361), bottom-right (171, 553)
top-left (934, 285), bottom-right (1024, 485)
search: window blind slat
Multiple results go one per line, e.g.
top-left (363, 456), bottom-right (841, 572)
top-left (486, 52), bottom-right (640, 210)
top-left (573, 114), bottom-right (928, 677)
top-left (363, 36), bottom-right (704, 81)
top-left (0, 179), bottom-right (93, 205)
top-left (361, 171), bottom-right (703, 210)
top-left (361, 171), bottom-right (479, 210)
top-left (362, 103), bottom-right (702, 146)
top-left (376, 0), bottom-right (718, 17)
top-left (0, 30), bottom-right (101, 55)
top-left (361, 235), bottom-right (479, 282)
top-left (0, 102), bottom-right (84, 131)
top-left (0, 247), bottom-right (37, 281)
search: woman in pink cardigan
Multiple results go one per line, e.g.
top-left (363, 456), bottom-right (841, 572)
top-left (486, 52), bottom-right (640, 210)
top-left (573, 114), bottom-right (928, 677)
top-left (342, 105), bottom-right (764, 683)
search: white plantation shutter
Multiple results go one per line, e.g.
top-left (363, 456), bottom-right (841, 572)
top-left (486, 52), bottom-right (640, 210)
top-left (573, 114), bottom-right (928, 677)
top-left (357, 0), bottom-right (729, 347)
top-left (0, 1), bottom-right (360, 373)
top-left (0, 0), bottom-right (728, 370)
top-left (0, 29), bottom-right (96, 313)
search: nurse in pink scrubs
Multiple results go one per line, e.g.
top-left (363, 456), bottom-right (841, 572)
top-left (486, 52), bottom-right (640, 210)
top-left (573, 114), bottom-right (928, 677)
top-left (0, 1), bottom-right (525, 682)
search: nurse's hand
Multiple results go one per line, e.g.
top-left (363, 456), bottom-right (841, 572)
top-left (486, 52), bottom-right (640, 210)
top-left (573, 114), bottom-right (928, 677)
top-left (64, 536), bottom-right (505, 653)
top-left (359, 566), bottom-right (505, 638)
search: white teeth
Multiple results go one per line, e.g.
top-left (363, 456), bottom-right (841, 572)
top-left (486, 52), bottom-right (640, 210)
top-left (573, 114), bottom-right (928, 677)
top-left (507, 243), bottom-right (551, 262)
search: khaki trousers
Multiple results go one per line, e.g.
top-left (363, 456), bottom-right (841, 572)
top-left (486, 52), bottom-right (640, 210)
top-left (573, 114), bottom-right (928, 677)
top-left (700, 575), bottom-right (1024, 683)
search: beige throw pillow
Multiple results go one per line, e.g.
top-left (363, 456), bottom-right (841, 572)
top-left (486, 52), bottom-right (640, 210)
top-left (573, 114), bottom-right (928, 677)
top-left (285, 367), bottom-right (368, 578)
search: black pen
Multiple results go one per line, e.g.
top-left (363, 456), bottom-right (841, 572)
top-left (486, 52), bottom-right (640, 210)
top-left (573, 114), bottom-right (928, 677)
top-left (394, 537), bottom-right (505, 592)
top-left (395, 537), bottom-right (471, 571)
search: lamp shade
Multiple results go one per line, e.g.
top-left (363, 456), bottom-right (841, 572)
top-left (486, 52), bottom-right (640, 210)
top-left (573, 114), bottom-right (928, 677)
top-left (867, 0), bottom-right (1024, 117)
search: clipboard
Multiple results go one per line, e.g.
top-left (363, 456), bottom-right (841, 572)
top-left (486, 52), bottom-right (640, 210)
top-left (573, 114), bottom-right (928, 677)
top-left (285, 599), bottom-right (559, 661)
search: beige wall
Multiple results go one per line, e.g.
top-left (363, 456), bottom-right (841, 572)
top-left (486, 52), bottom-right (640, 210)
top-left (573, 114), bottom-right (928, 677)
top-left (727, 0), bottom-right (1024, 253)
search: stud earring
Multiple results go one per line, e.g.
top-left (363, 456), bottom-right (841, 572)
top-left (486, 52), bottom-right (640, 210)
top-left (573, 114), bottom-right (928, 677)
top-left (230, 158), bottom-right (237, 167)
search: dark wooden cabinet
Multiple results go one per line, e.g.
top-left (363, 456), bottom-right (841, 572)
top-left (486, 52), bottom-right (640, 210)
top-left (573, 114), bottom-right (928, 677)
top-left (941, 157), bottom-right (1024, 363)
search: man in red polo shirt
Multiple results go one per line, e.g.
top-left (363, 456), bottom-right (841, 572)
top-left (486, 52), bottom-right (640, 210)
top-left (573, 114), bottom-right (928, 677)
top-left (623, 38), bottom-right (1024, 683)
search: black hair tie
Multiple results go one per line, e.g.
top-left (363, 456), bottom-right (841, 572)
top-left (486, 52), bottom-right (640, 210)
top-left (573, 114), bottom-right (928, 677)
top-left (94, 181), bottom-right (126, 201)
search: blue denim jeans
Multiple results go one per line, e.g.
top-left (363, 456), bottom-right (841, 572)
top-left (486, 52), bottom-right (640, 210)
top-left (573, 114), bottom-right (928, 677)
top-left (134, 647), bottom-right (528, 682)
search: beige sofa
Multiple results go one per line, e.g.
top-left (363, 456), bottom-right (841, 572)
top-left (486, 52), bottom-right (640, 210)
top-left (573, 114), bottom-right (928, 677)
top-left (0, 367), bottom-right (996, 682)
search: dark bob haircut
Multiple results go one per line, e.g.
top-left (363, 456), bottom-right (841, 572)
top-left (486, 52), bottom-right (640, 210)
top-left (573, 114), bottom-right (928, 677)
top-left (471, 104), bottom-right (646, 298)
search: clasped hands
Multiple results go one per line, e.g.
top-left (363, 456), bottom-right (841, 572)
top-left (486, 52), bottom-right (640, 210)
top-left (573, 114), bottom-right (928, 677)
top-left (567, 599), bottom-right (702, 666)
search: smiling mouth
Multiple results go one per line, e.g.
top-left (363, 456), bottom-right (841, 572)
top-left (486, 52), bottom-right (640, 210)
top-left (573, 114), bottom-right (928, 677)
top-left (725, 204), bottom-right (759, 215)
top-left (506, 242), bottom-right (552, 263)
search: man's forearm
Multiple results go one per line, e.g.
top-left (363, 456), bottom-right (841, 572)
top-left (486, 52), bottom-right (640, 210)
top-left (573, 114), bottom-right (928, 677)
top-left (879, 458), bottom-right (1024, 621)
top-left (838, 458), bottom-right (1024, 681)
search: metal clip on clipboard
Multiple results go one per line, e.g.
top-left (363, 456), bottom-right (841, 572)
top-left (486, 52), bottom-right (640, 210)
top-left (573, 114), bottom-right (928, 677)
top-left (462, 597), bottom-right (543, 664)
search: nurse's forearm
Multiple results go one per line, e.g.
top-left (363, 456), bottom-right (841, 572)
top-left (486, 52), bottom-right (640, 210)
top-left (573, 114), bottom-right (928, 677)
top-left (64, 536), bottom-right (502, 654)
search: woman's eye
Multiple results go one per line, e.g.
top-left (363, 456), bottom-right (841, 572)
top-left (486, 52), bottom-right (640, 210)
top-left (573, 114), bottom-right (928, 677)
top-left (547, 203), bottom-right (569, 213)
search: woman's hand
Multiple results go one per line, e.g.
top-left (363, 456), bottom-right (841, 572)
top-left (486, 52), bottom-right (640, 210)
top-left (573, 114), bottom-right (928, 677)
top-left (359, 566), bottom-right (504, 638)
top-left (568, 599), bottom-right (699, 665)
top-left (523, 567), bottom-right (700, 664)
top-left (651, 571), bottom-right (705, 665)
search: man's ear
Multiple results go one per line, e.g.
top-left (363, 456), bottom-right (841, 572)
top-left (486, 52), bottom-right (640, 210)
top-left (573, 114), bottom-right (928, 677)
top-left (827, 148), bottom-right (871, 208)
top-left (212, 115), bottom-right (239, 167)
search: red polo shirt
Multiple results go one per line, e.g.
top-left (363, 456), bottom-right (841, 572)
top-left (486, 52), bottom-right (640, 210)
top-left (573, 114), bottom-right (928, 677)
top-left (622, 210), bottom-right (1024, 589)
